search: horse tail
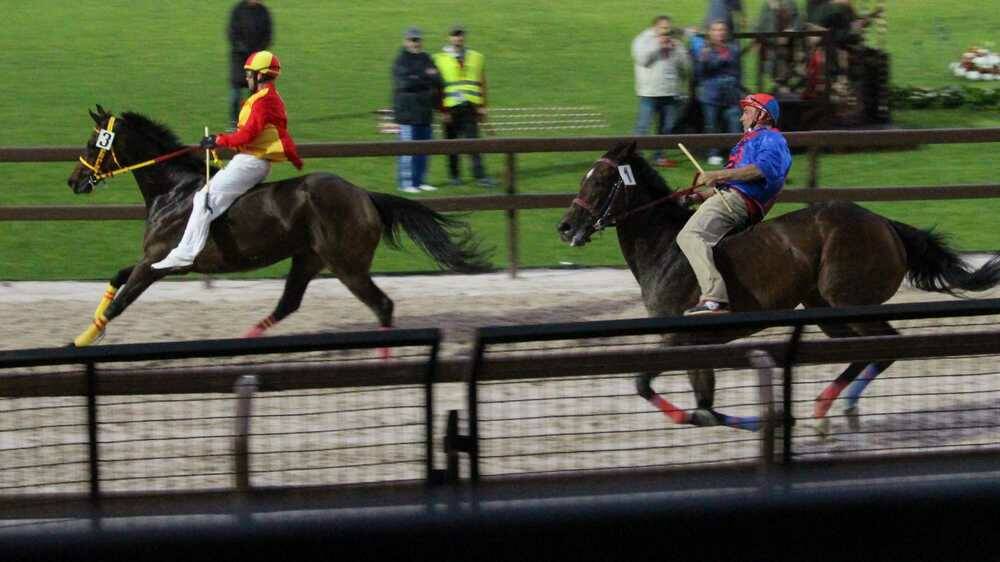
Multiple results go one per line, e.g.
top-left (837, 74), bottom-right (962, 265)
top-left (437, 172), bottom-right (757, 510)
top-left (889, 220), bottom-right (1000, 294)
top-left (368, 192), bottom-right (492, 273)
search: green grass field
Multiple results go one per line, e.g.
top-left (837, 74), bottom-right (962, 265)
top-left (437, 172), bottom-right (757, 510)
top-left (1, 1), bottom-right (998, 280)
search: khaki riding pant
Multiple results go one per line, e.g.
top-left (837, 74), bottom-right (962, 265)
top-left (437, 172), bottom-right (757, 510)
top-left (676, 189), bottom-right (750, 303)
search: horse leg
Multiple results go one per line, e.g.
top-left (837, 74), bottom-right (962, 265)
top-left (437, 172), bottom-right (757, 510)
top-left (245, 254), bottom-right (323, 338)
top-left (813, 320), bottom-right (897, 436)
top-left (72, 263), bottom-right (168, 346)
top-left (636, 372), bottom-right (690, 424)
top-left (636, 369), bottom-right (760, 431)
top-left (338, 272), bottom-right (395, 358)
top-left (90, 266), bottom-right (133, 323)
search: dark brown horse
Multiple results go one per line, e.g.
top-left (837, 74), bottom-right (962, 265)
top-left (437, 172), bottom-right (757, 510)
top-left (66, 106), bottom-right (489, 346)
top-left (558, 141), bottom-right (1000, 433)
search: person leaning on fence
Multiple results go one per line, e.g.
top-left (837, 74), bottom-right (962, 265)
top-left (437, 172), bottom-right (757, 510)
top-left (695, 20), bottom-right (744, 166)
top-left (153, 51), bottom-right (302, 271)
top-left (631, 15), bottom-right (692, 168)
top-left (392, 27), bottom-right (444, 194)
top-left (675, 94), bottom-right (791, 316)
top-left (227, 0), bottom-right (272, 130)
top-left (432, 25), bottom-right (497, 188)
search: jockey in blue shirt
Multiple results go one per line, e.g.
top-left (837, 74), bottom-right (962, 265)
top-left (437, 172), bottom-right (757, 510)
top-left (676, 93), bottom-right (792, 315)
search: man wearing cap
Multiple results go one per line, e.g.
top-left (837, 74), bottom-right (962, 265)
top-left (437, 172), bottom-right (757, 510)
top-left (392, 27), bottom-right (444, 193)
top-left (432, 25), bottom-right (497, 188)
top-left (675, 93), bottom-right (792, 315)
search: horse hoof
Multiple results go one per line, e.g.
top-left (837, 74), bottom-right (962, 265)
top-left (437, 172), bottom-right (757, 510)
top-left (844, 406), bottom-right (861, 433)
top-left (814, 417), bottom-right (832, 439)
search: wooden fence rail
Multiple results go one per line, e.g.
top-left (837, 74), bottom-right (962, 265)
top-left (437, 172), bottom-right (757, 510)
top-left (3, 128), bottom-right (999, 276)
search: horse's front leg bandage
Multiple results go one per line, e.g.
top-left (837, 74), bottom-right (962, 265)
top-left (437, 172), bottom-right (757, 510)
top-left (94, 283), bottom-right (118, 321)
top-left (74, 314), bottom-right (109, 347)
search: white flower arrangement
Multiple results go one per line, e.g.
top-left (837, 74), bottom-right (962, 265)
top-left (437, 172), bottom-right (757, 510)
top-left (950, 46), bottom-right (1000, 81)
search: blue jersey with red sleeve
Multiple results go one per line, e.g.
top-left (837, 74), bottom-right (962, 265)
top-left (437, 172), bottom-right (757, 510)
top-left (725, 126), bottom-right (791, 220)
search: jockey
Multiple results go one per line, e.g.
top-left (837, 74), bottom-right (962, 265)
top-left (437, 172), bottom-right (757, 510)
top-left (675, 93), bottom-right (792, 315)
top-left (153, 50), bottom-right (303, 270)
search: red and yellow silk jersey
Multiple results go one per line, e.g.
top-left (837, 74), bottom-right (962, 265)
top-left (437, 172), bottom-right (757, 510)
top-left (215, 85), bottom-right (303, 169)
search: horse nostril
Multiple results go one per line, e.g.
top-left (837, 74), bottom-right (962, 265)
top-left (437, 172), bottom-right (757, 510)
top-left (557, 222), bottom-right (571, 233)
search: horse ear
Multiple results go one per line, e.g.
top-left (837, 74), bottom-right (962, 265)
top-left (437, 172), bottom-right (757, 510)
top-left (626, 140), bottom-right (638, 156)
top-left (96, 104), bottom-right (109, 118)
top-left (89, 109), bottom-right (101, 124)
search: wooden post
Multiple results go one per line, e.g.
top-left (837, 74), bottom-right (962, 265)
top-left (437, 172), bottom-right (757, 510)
top-left (505, 153), bottom-right (519, 278)
top-left (233, 375), bottom-right (258, 493)
top-left (807, 146), bottom-right (820, 189)
top-left (748, 349), bottom-right (777, 491)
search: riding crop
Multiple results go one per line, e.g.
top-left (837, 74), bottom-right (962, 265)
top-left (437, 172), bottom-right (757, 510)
top-left (677, 142), bottom-right (735, 214)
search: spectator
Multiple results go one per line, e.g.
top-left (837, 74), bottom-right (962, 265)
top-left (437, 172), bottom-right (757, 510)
top-left (392, 27), bottom-right (444, 193)
top-left (695, 20), bottom-right (743, 166)
top-left (631, 15), bottom-right (692, 167)
top-left (227, 0), bottom-right (272, 130)
top-left (705, 0), bottom-right (744, 34)
top-left (432, 25), bottom-right (496, 188)
top-left (755, 0), bottom-right (802, 92)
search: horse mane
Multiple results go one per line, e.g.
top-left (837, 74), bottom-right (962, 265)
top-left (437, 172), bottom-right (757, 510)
top-left (119, 111), bottom-right (205, 173)
top-left (605, 141), bottom-right (693, 221)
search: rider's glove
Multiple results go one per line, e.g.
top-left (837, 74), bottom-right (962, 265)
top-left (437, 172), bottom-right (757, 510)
top-left (199, 135), bottom-right (217, 150)
top-left (680, 192), bottom-right (705, 207)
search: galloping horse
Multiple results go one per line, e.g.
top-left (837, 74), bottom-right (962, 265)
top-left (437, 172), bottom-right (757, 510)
top-left (558, 140), bottom-right (1000, 433)
top-left (66, 105), bottom-right (490, 346)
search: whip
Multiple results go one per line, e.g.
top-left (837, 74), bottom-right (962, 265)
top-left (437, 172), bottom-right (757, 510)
top-left (203, 126), bottom-right (213, 213)
top-left (677, 143), bottom-right (735, 214)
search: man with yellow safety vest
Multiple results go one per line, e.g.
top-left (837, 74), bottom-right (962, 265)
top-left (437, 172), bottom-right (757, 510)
top-left (432, 25), bottom-right (497, 188)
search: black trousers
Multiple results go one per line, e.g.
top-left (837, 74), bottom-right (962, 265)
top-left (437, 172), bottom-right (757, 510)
top-left (443, 103), bottom-right (486, 180)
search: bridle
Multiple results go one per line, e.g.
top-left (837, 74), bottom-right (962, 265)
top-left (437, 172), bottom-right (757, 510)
top-left (572, 156), bottom-right (697, 232)
top-left (77, 115), bottom-right (198, 189)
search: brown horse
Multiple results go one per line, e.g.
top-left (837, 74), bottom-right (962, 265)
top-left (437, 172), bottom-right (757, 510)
top-left (557, 141), bottom-right (1000, 433)
top-left (66, 106), bottom-right (489, 346)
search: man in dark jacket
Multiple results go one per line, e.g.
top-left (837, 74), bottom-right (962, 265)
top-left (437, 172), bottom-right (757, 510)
top-left (228, 0), bottom-right (272, 129)
top-left (393, 27), bottom-right (444, 193)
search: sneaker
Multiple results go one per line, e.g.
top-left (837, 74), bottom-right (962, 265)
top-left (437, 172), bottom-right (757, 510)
top-left (655, 157), bottom-right (678, 168)
top-left (707, 156), bottom-right (724, 166)
top-left (448, 177), bottom-right (463, 187)
top-left (683, 300), bottom-right (730, 316)
top-left (417, 184), bottom-right (438, 192)
top-left (398, 185), bottom-right (421, 194)
top-left (475, 177), bottom-right (498, 188)
top-left (151, 253), bottom-right (194, 270)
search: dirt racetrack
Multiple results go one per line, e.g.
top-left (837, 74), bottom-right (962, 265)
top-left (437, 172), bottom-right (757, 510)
top-left (3, 264), bottom-right (998, 352)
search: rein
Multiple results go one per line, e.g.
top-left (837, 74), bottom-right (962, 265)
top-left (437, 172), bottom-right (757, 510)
top-left (78, 116), bottom-right (203, 187)
top-left (573, 157), bottom-right (698, 231)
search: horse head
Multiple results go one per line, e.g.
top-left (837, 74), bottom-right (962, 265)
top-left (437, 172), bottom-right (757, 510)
top-left (557, 140), bottom-right (642, 247)
top-left (68, 105), bottom-right (122, 194)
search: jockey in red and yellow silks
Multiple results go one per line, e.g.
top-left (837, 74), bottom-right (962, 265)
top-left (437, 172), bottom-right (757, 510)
top-left (152, 50), bottom-right (302, 271)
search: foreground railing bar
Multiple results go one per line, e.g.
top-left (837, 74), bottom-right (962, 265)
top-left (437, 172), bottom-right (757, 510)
top-left (476, 299), bottom-right (1000, 343)
top-left (3, 330), bottom-right (998, 398)
top-left (0, 328), bottom-right (440, 369)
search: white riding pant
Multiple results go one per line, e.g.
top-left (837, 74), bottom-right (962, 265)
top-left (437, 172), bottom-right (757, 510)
top-left (163, 153), bottom-right (271, 261)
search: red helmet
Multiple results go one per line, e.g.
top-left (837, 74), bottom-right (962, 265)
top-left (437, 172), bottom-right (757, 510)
top-left (244, 51), bottom-right (281, 78)
top-left (739, 93), bottom-right (780, 124)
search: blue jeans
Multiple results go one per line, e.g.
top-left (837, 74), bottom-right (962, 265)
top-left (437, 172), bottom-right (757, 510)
top-left (634, 96), bottom-right (684, 160)
top-left (700, 103), bottom-right (741, 158)
top-left (398, 124), bottom-right (432, 188)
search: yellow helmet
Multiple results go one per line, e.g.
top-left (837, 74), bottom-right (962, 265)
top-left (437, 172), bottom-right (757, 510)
top-left (243, 51), bottom-right (281, 78)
